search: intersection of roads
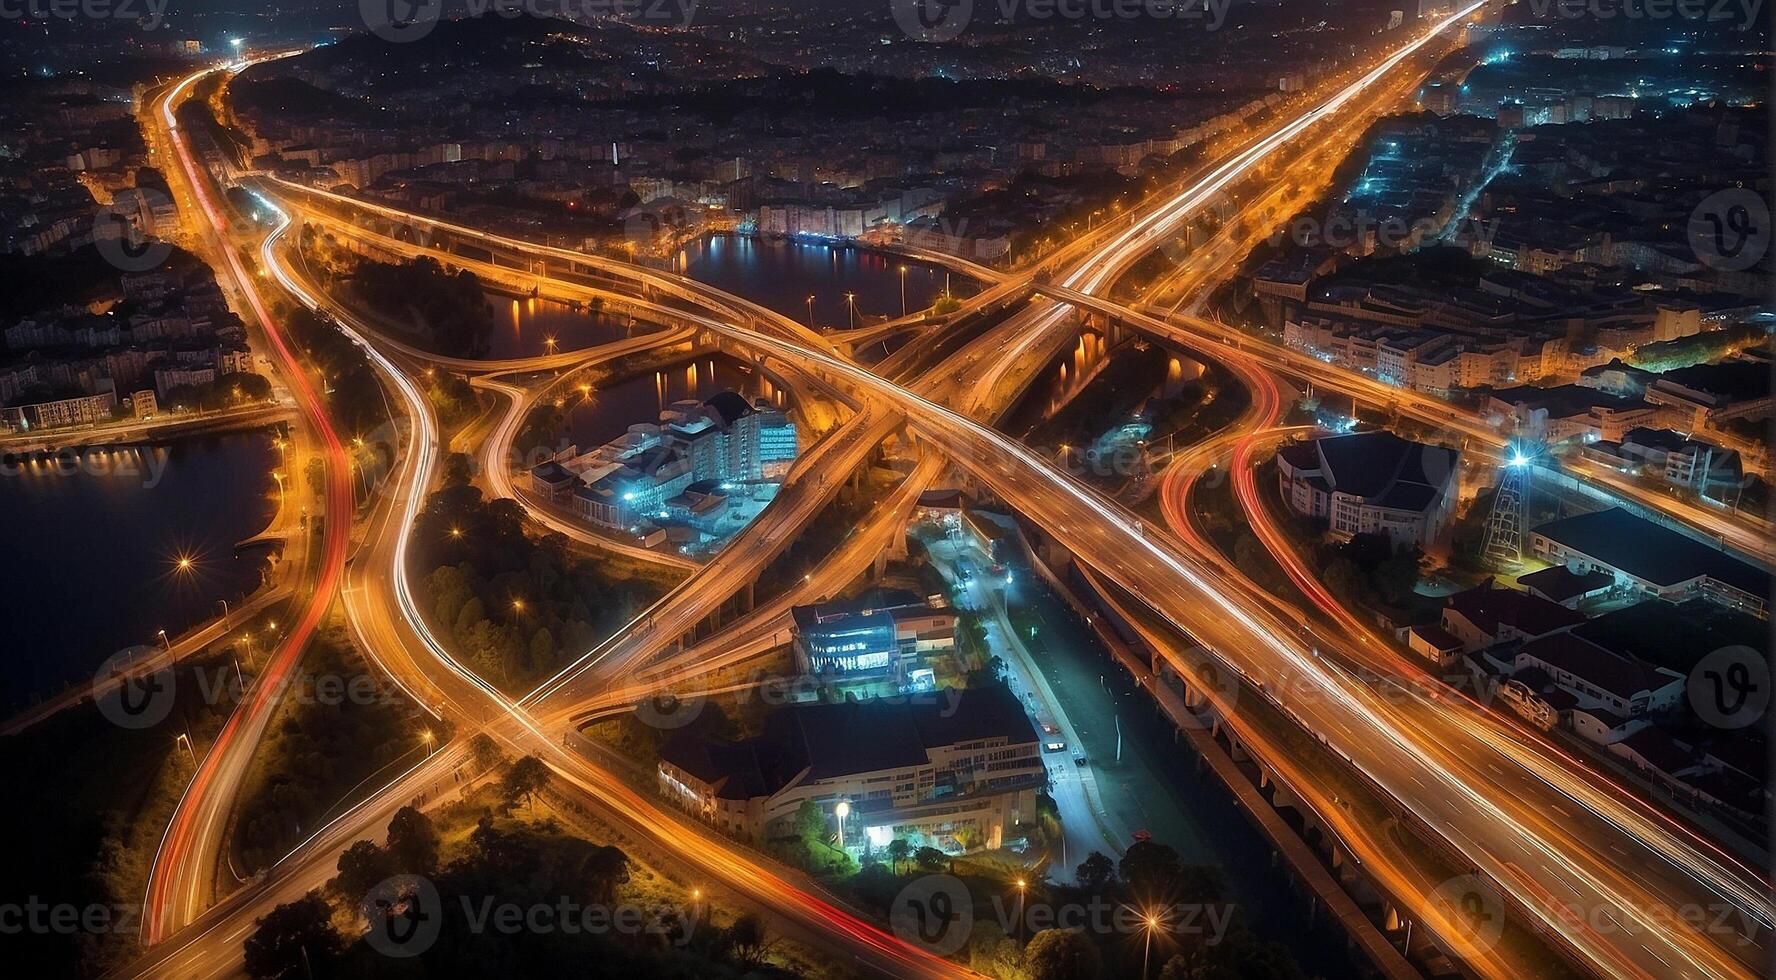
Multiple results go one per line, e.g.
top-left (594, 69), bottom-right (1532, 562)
top-left (118, 7), bottom-right (1771, 979)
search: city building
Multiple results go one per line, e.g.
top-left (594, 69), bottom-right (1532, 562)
top-left (1485, 385), bottom-right (1665, 444)
top-left (531, 390), bottom-right (798, 534)
top-left (1275, 430), bottom-right (1460, 549)
top-left (658, 683), bottom-right (1043, 852)
top-left (1529, 508), bottom-right (1771, 618)
top-left (792, 593), bottom-right (958, 690)
top-left (1513, 633), bottom-right (1685, 718)
top-left (1440, 578), bottom-right (1587, 653)
top-left (1515, 565), bottom-right (1614, 609)
top-left (1405, 623), bottom-right (1465, 669)
top-left (0, 388), bottom-right (116, 430)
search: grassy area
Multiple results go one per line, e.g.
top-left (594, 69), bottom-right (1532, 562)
top-left (415, 461), bottom-right (680, 696)
top-left (232, 624), bottom-right (441, 872)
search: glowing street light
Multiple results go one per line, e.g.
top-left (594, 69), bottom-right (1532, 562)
top-left (898, 265), bottom-right (908, 316)
top-left (421, 730), bottom-right (435, 757)
top-left (1140, 909), bottom-right (1166, 980)
top-left (1014, 878), bottom-right (1028, 943)
top-left (833, 798), bottom-right (850, 850)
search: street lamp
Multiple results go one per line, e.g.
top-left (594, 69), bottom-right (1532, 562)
top-left (157, 628), bottom-right (169, 651)
top-left (1141, 910), bottom-right (1163, 980)
top-left (898, 265), bottom-right (908, 316)
top-left (805, 295), bottom-right (816, 330)
top-left (421, 730), bottom-right (435, 757)
top-left (845, 292), bottom-right (856, 329)
top-left (1014, 879), bottom-right (1027, 943)
top-left (834, 798), bottom-right (850, 850)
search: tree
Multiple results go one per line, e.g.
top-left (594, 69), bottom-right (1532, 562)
top-left (886, 838), bottom-right (911, 874)
top-left (1158, 954), bottom-right (1193, 980)
top-left (469, 732), bottom-right (505, 773)
top-left (243, 892), bottom-right (343, 980)
top-left (442, 451), bottom-right (474, 488)
top-left (1321, 557), bottom-right (1365, 606)
top-left (1024, 928), bottom-right (1100, 980)
top-left (1373, 546), bottom-right (1422, 604)
top-left (792, 799), bottom-right (825, 843)
top-left (575, 844), bottom-right (630, 904)
top-left (1075, 851), bottom-right (1116, 891)
top-left (527, 626), bottom-right (555, 674)
top-left (502, 754), bottom-right (550, 811)
top-left (330, 839), bottom-right (393, 901)
top-left (721, 912), bottom-right (770, 968)
top-left (385, 805), bottom-right (440, 875)
top-left (915, 845), bottom-right (948, 871)
top-left (1119, 840), bottom-right (1184, 899)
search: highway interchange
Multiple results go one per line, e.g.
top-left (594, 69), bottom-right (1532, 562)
top-left (117, 6), bottom-right (1771, 979)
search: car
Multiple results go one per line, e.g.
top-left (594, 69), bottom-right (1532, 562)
top-left (1040, 723), bottom-right (1060, 736)
top-left (1072, 755), bottom-right (1087, 767)
top-left (1043, 740), bottom-right (1067, 753)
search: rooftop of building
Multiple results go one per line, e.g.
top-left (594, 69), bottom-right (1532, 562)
top-left (660, 683), bottom-right (1036, 801)
top-left (1532, 508), bottom-right (1772, 597)
top-left (1489, 383), bottom-right (1650, 416)
top-left (1515, 565), bottom-right (1614, 604)
top-left (1516, 632), bottom-right (1681, 703)
top-left (1302, 430), bottom-right (1460, 511)
top-left (1446, 577), bottom-right (1589, 638)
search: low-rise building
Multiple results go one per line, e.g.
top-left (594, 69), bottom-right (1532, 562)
top-left (0, 388), bottom-right (116, 430)
top-left (1406, 624), bottom-right (1465, 669)
top-left (1515, 565), bottom-right (1614, 608)
top-left (658, 684), bottom-right (1043, 852)
top-left (1275, 430), bottom-right (1460, 549)
top-left (1441, 578), bottom-right (1587, 653)
top-left (1529, 508), bottom-right (1770, 617)
top-left (1514, 632), bottom-right (1685, 717)
top-left (792, 593), bottom-right (958, 689)
top-left (1485, 384), bottom-right (1664, 443)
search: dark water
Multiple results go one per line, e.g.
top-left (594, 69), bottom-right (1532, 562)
top-left (0, 432), bottom-right (279, 710)
top-left (562, 354), bottom-right (787, 452)
top-left (485, 291), bottom-right (652, 360)
top-left (674, 234), bottom-right (972, 329)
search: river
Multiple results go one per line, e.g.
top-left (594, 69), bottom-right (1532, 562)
top-left (0, 431), bottom-right (279, 711)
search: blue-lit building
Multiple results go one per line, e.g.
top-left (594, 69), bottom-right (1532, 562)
top-left (537, 390), bottom-right (799, 532)
top-left (792, 592), bottom-right (958, 688)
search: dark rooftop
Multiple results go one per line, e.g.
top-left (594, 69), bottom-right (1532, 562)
top-left (1533, 508), bottom-right (1772, 598)
top-left (1446, 578), bottom-right (1588, 638)
top-left (660, 684), bottom-right (1036, 800)
top-left (1516, 565), bottom-right (1613, 604)
top-left (1517, 633), bottom-right (1682, 703)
